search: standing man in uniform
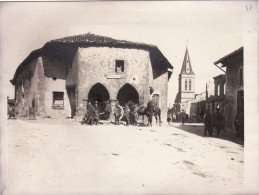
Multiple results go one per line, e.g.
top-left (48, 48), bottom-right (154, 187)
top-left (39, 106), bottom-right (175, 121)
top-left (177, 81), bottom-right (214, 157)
top-left (114, 103), bottom-right (121, 125)
top-left (214, 106), bottom-right (222, 138)
top-left (204, 109), bottom-right (212, 136)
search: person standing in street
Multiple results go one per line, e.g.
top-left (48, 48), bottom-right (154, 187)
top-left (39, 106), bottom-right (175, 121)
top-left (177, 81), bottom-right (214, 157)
top-left (114, 104), bottom-right (121, 125)
top-left (86, 101), bottom-right (94, 125)
top-left (214, 106), bottom-right (222, 137)
top-left (204, 109), bottom-right (212, 136)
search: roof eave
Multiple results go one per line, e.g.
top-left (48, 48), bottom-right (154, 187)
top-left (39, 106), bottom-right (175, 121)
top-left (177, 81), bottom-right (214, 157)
top-left (214, 47), bottom-right (243, 66)
top-left (11, 48), bottom-right (42, 84)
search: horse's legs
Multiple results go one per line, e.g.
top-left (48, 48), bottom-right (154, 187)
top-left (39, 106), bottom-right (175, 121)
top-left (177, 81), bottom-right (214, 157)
top-left (146, 115), bottom-right (151, 127)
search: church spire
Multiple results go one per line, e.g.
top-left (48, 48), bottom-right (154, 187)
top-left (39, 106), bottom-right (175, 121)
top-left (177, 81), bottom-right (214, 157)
top-left (180, 47), bottom-right (195, 75)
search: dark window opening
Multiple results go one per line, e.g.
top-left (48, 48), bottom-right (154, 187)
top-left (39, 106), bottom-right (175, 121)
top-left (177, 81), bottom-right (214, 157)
top-left (115, 60), bottom-right (124, 73)
top-left (53, 92), bottom-right (64, 109)
top-left (185, 79), bottom-right (187, 90)
top-left (189, 79), bottom-right (191, 90)
top-left (53, 77), bottom-right (57, 81)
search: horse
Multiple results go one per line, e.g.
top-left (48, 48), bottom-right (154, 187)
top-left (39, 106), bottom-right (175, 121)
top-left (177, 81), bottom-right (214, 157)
top-left (137, 101), bottom-right (162, 126)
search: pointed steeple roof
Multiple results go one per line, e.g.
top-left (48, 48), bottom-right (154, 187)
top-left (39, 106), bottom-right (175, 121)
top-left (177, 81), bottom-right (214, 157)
top-left (180, 47), bottom-right (195, 75)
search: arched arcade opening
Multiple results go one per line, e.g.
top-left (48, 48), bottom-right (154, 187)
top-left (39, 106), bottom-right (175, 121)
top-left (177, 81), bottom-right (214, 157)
top-left (117, 84), bottom-right (139, 106)
top-left (88, 83), bottom-right (110, 119)
top-left (88, 83), bottom-right (110, 104)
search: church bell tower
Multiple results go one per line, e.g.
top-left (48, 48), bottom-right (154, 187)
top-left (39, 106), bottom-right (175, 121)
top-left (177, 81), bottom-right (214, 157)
top-left (175, 47), bottom-right (195, 106)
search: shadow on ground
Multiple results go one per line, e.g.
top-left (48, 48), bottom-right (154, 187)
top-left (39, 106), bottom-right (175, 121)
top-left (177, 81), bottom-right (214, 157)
top-left (172, 123), bottom-right (244, 146)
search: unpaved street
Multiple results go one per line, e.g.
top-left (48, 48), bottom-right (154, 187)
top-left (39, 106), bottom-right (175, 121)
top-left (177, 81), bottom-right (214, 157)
top-left (4, 119), bottom-right (244, 195)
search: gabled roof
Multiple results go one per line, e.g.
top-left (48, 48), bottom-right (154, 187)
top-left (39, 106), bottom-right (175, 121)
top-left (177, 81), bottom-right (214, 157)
top-left (214, 47), bottom-right (243, 67)
top-left (180, 47), bottom-right (194, 75)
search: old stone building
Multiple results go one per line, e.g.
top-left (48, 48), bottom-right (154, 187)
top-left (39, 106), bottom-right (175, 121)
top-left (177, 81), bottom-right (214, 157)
top-left (214, 47), bottom-right (243, 133)
top-left (10, 33), bottom-right (173, 120)
top-left (174, 47), bottom-right (195, 113)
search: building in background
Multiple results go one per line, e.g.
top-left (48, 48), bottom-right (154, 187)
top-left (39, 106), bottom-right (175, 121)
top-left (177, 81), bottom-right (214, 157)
top-left (10, 33), bottom-right (173, 120)
top-left (214, 47), bottom-right (243, 134)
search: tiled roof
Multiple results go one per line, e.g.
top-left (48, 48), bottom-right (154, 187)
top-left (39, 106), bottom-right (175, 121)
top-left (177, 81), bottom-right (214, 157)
top-left (47, 32), bottom-right (156, 49)
top-left (11, 33), bottom-right (173, 85)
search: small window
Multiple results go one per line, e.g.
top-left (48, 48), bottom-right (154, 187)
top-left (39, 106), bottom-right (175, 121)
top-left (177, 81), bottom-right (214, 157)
top-left (185, 79), bottom-right (187, 90)
top-left (115, 60), bottom-right (124, 73)
top-left (189, 79), bottom-right (191, 90)
top-left (53, 92), bottom-right (64, 109)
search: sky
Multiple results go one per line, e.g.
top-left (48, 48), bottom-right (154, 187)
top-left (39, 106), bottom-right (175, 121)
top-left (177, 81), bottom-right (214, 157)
top-left (0, 1), bottom-right (247, 106)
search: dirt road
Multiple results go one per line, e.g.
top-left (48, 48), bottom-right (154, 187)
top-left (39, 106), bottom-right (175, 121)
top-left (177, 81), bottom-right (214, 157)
top-left (4, 119), bottom-right (244, 194)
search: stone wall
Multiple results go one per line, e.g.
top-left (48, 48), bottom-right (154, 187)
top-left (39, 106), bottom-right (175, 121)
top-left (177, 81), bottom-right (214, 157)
top-left (153, 71), bottom-right (168, 120)
top-left (75, 47), bottom-right (152, 119)
top-left (43, 78), bottom-right (71, 118)
top-left (15, 57), bottom-right (41, 117)
top-left (14, 56), bottom-right (72, 119)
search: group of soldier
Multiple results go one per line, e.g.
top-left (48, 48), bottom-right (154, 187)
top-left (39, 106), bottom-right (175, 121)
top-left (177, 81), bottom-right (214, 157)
top-left (81, 101), bottom-right (100, 125)
top-left (203, 106), bottom-right (244, 140)
top-left (203, 107), bottom-right (222, 138)
top-left (81, 100), bottom-right (140, 126)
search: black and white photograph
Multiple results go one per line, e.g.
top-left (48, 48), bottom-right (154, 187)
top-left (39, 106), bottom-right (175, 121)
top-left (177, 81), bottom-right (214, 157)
top-left (0, 1), bottom-right (258, 195)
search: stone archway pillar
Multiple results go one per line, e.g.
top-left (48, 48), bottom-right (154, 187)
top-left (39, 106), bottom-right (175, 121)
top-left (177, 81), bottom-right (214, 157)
top-left (109, 99), bottom-right (117, 123)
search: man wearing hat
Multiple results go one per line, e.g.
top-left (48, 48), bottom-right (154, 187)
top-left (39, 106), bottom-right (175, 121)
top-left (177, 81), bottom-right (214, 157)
top-left (204, 109), bottom-right (212, 136)
top-left (214, 105), bottom-right (222, 137)
top-left (114, 102), bottom-right (121, 125)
